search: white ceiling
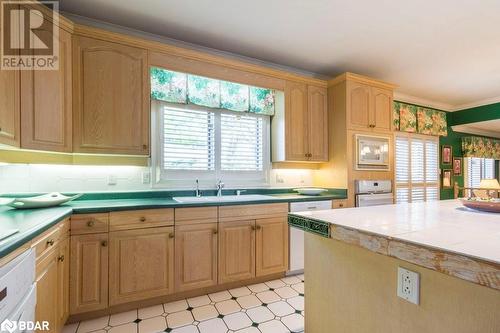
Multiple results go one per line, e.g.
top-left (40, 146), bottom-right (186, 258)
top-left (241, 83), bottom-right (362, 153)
top-left (452, 119), bottom-right (500, 138)
top-left (60, 0), bottom-right (500, 110)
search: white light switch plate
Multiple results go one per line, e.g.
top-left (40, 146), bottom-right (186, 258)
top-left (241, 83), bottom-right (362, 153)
top-left (397, 267), bottom-right (419, 305)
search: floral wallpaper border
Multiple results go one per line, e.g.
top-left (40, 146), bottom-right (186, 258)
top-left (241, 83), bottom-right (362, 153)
top-left (151, 67), bottom-right (275, 115)
top-left (462, 136), bottom-right (500, 160)
top-left (393, 101), bottom-right (447, 136)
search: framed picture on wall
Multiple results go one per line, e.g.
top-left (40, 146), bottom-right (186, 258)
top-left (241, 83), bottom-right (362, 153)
top-left (442, 169), bottom-right (453, 188)
top-left (453, 157), bottom-right (462, 176)
top-left (441, 145), bottom-right (452, 165)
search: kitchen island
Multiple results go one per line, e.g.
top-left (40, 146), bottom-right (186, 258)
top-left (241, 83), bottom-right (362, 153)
top-left (289, 200), bottom-right (500, 333)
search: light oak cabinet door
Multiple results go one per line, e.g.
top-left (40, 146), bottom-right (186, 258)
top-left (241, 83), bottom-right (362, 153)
top-left (0, 66), bottom-right (20, 147)
top-left (371, 87), bottom-right (393, 131)
top-left (73, 36), bottom-right (149, 155)
top-left (307, 86), bottom-right (328, 161)
top-left (175, 223), bottom-right (218, 292)
top-left (70, 233), bottom-right (109, 314)
top-left (57, 236), bottom-right (70, 328)
top-left (35, 249), bottom-right (58, 332)
top-left (285, 81), bottom-right (309, 161)
top-left (218, 220), bottom-right (256, 284)
top-left (256, 217), bottom-right (288, 276)
top-left (348, 81), bottom-right (371, 130)
top-left (109, 227), bottom-right (174, 305)
top-left (20, 28), bottom-right (72, 152)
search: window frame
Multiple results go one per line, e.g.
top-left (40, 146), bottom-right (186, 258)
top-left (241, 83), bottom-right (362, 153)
top-left (151, 100), bottom-right (271, 188)
top-left (464, 157), bottom-right (496, 188)
top-left (395, 132), bottom-right (440, 203)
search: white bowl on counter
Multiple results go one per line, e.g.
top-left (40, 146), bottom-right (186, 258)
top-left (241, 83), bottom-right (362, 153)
top-left (294, 188), bottom-right (328, 196)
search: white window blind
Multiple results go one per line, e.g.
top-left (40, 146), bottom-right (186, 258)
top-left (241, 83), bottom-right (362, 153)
top-left (395, 134), bottom-right (439, 203)
top-left (465, 157), bottom-right (496, 188)
top-left (163, 108), bottom-right (215, 171)
top-left (153, 102), bottom-right (270, 186)
top-left (221, 114), bottom-right (263, 171)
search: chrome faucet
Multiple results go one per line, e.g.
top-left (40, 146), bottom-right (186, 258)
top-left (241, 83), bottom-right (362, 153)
top-left (195, 179), bottom-right (201, 197)
top-left (216, 180), bottom-right (224, 197)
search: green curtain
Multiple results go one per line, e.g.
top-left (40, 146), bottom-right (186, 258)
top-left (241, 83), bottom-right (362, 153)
top-left (150, 67), bottom-right (275, 115)
top-left (393, 101), bottom-right (447, 136)
top-left (462, 136), bottom-right (500, 160)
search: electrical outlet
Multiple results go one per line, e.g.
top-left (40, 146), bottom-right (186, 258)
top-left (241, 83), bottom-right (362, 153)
top-left (275, 173), bottom-right (284, 184)
top-left (142, 171), bottom-right (151, 184)
top-left (397, 267), bottom-right (419, 305)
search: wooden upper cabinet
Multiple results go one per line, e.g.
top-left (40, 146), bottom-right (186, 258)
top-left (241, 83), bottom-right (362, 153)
top-left (371, 87), bottom-right (393, 131)
top-left (285, 81), bottom-right (309, 161)
top-left (347, 80), bottom-right (394, 132)
top-left (256, 216), bottom-right (288, 276)
top-left (0, 65), bottom-right (20, 147)
top-left (218, 220), bottom-right (256, 284)
top-left (73, 36), bottom-right (149, 155)
top-left (175, 223), bottom-right (218, 292)
top-left (274, 81), bottom-right (328, 162)
top-left (21, 28), bottom-right (72, 152)
top-left (307, 86), bottom-right (328, 161)
top-left (347, 81), bottom-right (371, 130)
top-left (70, 233), bottom-right (109, 314)
top-left (109, 227), bottom-right (174, 305)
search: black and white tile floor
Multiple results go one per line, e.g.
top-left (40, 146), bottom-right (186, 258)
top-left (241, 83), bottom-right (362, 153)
top-left (63, 274), bottom-right (305, 333)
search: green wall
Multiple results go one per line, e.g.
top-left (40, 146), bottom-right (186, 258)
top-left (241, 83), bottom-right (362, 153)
top-left (439, 102), bottom-right (500, 199)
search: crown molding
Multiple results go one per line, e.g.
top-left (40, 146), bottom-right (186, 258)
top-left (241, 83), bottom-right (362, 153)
top-left (393, 92), bottom-right (454, 111)
top-left (450, 95), bottom-right (500, 112)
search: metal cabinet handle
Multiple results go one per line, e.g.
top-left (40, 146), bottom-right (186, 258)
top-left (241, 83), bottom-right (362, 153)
top-left (256, 225), bottom-right (262, 230)
top-left (142, 144), bottom-right (148, 150)
top-left (87, 220), bottom-right (95, 227)
top-left (339, 203), bottom-right (344, 207)
top-left (213, 229), bottom-right (218, 235)
top-left (47, 239), bottom-right (54, 246)
top-left (251, 226), bottom-right (256, 231)
top-left (101, 240), bottom-right (108, 247)
top-left (58, 255), bottom-right (65, 262)
top-left (169, 232), bottom-right (175, 239)
top-left (140, 217), bottom-right (146, 222)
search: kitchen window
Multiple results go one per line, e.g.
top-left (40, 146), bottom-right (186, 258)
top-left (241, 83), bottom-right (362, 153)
top-left (395, 134), bottom-right (439, 203)
top-left (151, 101), bottom-right (270, 187)
top-left (464, 157), bottom-right (496, 188)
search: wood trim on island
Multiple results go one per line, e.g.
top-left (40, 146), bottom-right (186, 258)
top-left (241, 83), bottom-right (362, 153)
top-left (327, 223), bottom-right (500, 291)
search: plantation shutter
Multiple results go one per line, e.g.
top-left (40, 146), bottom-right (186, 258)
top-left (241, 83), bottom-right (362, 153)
top-left (221, 113), bottom-right (264, 171)
top-left (163, 107), bottom-right (215, 171)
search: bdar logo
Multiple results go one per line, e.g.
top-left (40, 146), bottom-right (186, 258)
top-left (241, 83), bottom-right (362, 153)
top-left (0, 319), bottom-right (17, 333)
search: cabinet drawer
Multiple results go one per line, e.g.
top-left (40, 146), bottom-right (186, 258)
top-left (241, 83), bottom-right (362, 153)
top-left (219, 203), bottom-right (288, 222)
top-left (32, 224), bottom-right (61, 260)
top-left (109, 209), bottom-right (174, 231)
top-left (175, 207), bottom-right (217, 225)
top-left (71, 214), bottom-right (109, 235)
top-left (332, 200), bottom-right (348, 209)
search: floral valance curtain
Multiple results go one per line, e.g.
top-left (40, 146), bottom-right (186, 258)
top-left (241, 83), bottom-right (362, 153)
top-left (462, 136), bottom-right (500, 160)
top-left (150, 67), bottom-right (275, 115)
top-left (393, 101), bottom-right (447, 136)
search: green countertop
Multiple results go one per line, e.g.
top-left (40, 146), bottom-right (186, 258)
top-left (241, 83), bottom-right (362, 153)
top-left (0, 189), bottom-right (346, 259)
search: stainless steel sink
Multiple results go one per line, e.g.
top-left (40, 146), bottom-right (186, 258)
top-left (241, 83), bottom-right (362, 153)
top-left (172, 194), bottom-right (274, 203)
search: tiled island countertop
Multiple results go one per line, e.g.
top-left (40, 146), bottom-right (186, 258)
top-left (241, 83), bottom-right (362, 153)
top-left (289, 200), bottom-right (500, 290)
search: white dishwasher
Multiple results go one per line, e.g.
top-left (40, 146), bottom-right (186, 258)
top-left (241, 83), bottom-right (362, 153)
top-left (288, 200), bottom-right (332, 275)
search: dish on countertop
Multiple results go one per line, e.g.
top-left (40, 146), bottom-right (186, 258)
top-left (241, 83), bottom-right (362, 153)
top-left (294, 188), bottom-right (328, 196)
top-left (460, 198), bottom-right (500, 213)
top-left (0, 192), bottom-right (82, 209)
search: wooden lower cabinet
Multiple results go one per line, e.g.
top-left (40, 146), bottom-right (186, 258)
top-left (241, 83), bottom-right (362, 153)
top-left (175, 223), bottom-right (218, 292)
top-left (218, 220), bottom-right (256, 284)
top-left (109, 227), bottom-right (174, 305)
top-left (57, 237), bottom-right (70, 328)
top-left (35, 248), bottom-right (59, 332)
top-left (256, 217), bottom-right (289, 276)
top-left (70, 233), bottom-right (109, 314)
